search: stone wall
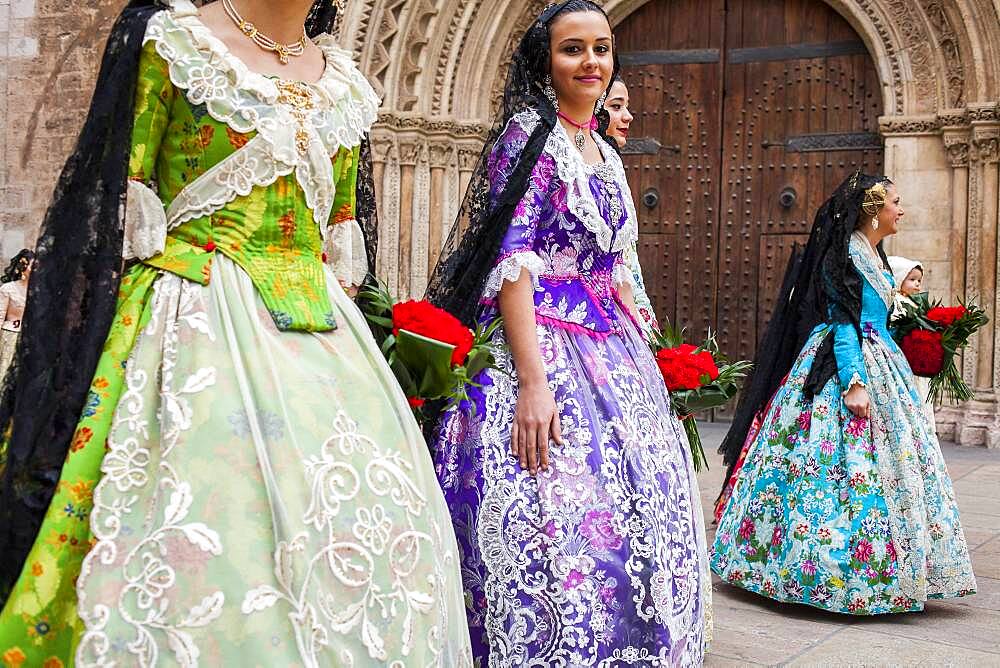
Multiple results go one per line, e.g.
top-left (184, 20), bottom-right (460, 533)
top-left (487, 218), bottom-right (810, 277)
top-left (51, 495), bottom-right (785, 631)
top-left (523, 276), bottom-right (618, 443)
top-left (0, 0), bottom-right (126, 260)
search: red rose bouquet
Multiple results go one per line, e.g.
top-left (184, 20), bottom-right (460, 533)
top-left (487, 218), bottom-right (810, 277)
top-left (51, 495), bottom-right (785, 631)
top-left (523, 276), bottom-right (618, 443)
top-left (893, 293), bottom-right (989, 403)
top-left (360, 281), bottom-right (501, 422)
top-left (652, 322), bottom-right (752, 472)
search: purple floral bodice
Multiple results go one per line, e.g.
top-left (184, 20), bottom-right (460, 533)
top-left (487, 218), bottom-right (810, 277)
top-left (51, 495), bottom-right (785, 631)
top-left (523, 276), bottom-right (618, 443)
top-left (481, 111), bottom-right (640, 338)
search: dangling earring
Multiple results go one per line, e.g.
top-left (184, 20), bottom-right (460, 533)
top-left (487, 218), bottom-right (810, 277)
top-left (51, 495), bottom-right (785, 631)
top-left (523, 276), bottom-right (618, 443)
top-left (596, 91), bottom-right (607, 111)
top-left (871, 216), bottom-right (880, 231)
top-left (543, 75), bottom-right (559, 112)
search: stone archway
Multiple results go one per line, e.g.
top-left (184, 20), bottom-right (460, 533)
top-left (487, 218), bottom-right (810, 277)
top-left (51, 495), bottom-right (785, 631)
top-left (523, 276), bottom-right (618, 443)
top-left (345, 0), bottom-right (1000, 445)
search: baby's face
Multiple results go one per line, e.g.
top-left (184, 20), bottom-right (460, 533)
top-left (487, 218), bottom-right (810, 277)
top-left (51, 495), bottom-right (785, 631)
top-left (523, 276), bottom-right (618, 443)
top-left (900, 267), bottom-right (923, 296)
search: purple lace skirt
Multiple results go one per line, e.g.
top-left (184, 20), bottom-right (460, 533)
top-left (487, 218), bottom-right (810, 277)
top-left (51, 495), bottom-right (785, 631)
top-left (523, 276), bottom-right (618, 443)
top-left (433, 307), bottom-right (711, 667)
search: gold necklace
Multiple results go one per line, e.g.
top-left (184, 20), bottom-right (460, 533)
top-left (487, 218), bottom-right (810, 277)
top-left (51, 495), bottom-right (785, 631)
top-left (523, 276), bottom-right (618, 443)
top-left (222, 0), bottom-right (308, 65)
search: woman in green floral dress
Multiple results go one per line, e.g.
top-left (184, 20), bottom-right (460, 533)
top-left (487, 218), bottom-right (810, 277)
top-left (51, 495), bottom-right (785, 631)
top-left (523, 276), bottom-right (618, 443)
top-left (0, 1), bottom-right (472, 665)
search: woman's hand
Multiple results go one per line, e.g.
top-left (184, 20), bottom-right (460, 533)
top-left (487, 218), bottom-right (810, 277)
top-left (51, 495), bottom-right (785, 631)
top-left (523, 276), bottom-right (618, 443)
top-left (511, 381), bottom-right (562, 475)
top-left (844, 384), bottom-right (871, 418)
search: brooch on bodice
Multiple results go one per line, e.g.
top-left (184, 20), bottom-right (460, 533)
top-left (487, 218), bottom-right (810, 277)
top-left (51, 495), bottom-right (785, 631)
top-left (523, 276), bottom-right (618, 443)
top-left (276, 80), bottom-right (319, 155)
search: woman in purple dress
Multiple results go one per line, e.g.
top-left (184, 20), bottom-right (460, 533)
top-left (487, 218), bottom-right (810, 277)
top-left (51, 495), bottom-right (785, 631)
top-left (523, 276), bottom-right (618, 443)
top-left (424, 1), bottom-right (711, 664)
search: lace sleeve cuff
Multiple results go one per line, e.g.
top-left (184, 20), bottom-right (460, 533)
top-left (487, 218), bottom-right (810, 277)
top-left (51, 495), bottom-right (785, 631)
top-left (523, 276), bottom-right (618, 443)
top-left (325, 218), bottom-right (369, 289)
top-left (482, 251), bottom-right (546, 300)
top-left (123, 180), bottom-right (167, 261)
top-left (841, 372), bottom-right (867, 396)
top-left (612, 260), bottom-right (638, 290)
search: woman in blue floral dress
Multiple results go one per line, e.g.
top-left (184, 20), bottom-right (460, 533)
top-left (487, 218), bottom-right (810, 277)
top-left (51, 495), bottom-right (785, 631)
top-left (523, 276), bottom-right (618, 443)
top-left (713, 172), bottom-right (976, 615)
top-left (425, 1), bottom-right (711, 664)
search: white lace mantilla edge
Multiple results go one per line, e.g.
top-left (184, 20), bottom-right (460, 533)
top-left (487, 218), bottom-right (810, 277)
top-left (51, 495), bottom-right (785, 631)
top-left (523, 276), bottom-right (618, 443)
top-left (513, 110), bottom-right (638, 254)
top-left (483, 251), bottom-right (546, 300)
top-left (145, 2), bottom-right (380, 231)
top-left (325, 218), bottom-right (369, 288)
top-left (124, 180), bottom-right (169, 260)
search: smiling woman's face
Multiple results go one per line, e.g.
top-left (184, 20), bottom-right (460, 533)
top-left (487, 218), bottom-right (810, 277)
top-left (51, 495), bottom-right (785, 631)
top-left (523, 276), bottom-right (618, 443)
top-left (548, 10), bottom-right (614, 114)
top-left (605, 80), bottom-right (632, 148)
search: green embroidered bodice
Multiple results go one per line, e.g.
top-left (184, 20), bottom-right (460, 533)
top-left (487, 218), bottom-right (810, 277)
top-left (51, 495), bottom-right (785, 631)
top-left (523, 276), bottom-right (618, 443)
top-left (129, 3), bottom-right (379, 331)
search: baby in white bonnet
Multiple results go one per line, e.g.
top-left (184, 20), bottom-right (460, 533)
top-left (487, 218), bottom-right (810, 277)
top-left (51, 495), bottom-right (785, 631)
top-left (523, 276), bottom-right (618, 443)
top-left (888, 256), bottom-right (936, 432)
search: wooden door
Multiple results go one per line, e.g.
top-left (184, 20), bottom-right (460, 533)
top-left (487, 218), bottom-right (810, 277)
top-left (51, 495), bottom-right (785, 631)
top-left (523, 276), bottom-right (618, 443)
top-left (616, 0), bottom-right (883, 373)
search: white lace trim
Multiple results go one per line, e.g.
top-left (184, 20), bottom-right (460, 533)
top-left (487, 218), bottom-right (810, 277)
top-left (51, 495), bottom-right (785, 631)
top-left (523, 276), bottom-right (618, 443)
top-left (161, 134), bottom-right (318, 234)
top-left (849, 232), bottom-right (895, 309)
top-left (841, 371), bottom-right (867, 396)
top-left (124, 180), bottom-right (169, 260)
top-left (76, 277), bottom-right (222, 667)
top-left (513, 110), bottom-right (638, 254)
top-left (325, 218), bottom-right (368, 288)
top-left (145, 1), bottom-right (380, 230)
top-left (612, 260), bottom-right (637, 290)
top-left (483, 251), bottom-right (546, 300)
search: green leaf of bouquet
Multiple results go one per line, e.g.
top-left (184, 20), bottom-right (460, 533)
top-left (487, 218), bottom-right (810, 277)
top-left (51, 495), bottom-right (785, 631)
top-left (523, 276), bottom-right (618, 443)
top-left (465, 348), bottom-right (495, 379)
top-left (389, 356), bottom-right (418, 397)
top-left (396, 328), bottom-right (457, 398)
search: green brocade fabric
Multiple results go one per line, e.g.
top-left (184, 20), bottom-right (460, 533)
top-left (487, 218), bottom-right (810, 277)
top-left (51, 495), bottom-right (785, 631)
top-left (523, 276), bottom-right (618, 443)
top-left (130, 40), bottom-right (360, 332)
top-left (0, 267), bottom-right (157, 666)
top-left (0, 39), bottom-right (363, 667)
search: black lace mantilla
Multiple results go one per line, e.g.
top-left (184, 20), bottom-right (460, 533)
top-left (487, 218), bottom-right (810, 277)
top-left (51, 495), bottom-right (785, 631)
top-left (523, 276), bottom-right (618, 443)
top-left (0, 0), bottom-right (371, 603)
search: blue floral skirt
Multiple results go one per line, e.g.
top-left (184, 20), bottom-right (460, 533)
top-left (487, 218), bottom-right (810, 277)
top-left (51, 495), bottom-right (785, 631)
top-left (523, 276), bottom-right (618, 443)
top-left (712, 325), bottom-right (977, 614)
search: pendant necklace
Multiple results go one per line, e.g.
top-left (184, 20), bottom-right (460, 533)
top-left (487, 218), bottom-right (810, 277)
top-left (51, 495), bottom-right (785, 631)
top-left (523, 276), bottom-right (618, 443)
top-left (222, 0), bottom-right (308, 65)
top-left (557, 111), bottom-right (597, 153)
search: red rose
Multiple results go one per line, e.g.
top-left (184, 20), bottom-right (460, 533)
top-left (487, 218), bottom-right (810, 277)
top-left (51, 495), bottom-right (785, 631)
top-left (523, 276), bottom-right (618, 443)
top-left (655, 344), bottom-right (720, 391)
top-left (900, 328), bottom-right (944, 376)
top-left (392, 300), bottom-right (474, 366)
top-left (926, 306), bottom-right (967, 327)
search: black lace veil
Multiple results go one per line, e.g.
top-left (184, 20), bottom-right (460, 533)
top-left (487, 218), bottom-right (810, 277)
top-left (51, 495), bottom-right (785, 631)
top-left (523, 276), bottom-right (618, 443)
top-left (0, 0), bottom-right (369, 601)
top-left (425, 0), bottom-right (619, 326)
top-left (717, 172), bottom-right (892, 481)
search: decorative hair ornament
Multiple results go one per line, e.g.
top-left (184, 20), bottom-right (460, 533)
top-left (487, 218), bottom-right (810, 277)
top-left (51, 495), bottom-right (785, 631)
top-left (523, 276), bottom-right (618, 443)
top-left (862, 181), bottom-right (888, 223)
top-left (596, 91), bottom-right (607, 111)
top-left (848, 169), bottom-right (862, 193)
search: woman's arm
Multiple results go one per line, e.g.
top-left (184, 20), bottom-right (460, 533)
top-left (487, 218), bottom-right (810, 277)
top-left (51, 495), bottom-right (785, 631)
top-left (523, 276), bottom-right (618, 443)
top-left (833, 322), bottom-right (871, 418)
top-left (486, 117), bottom-right (562, 475)
top-left (499, 273), bottom-right (562, 475)
top-left (618, 280), bottom-right (639, 321)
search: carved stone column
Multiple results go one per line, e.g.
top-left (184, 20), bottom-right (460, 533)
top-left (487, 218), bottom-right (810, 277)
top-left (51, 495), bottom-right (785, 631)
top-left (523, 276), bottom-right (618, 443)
top-left (397, 139), bottom-right (423, 298)
top-left (942, 123), bottom-right (970, 303)
top-left (428, 143), bottom-right (453, 273)
top-left (372, 134), bottom-right (401, 296)
top-left (971, 123), bottom-right (999, 390)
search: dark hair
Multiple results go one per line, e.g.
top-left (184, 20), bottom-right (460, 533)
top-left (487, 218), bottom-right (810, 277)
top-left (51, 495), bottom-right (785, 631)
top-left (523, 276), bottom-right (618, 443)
top-left (1, 249), bottom-right (34, 284)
